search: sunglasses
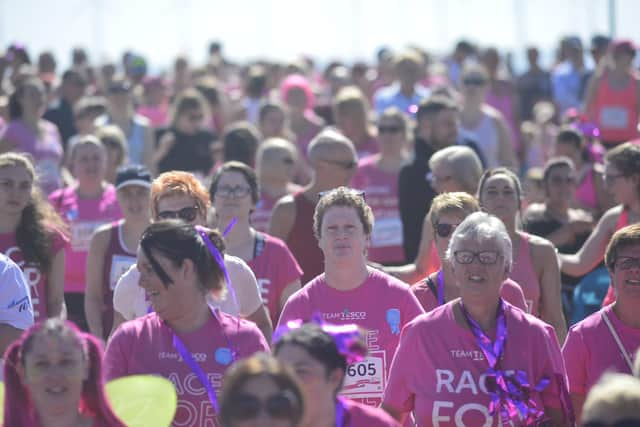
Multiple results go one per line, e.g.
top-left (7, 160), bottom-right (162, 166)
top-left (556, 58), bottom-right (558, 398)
top-left (378, 125), bottom-right (402, 134)
top-left (188, 113), bottom-right (204, 123)
top-left (319, 158), bottom-right (357, 170)
top-left (548, 176), bottom-right (576, 185)
top-left (435, 223), bottom-right (459, 238)
top-left (453, 250), bottom-right (501, 265)
top-left (281, 157), bottom-right (294, 165)
top-left (156, 206), bottom-right (199, 222)
top-left (227, 392), bottom-right (299, 421)
top-left (463, 78), bottom-right (487, 86)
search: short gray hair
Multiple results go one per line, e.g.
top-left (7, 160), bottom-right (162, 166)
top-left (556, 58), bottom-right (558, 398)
top-left (446, 212), bottom-right (513, 271)
top-left (429, 146), bottom-right (483, 194)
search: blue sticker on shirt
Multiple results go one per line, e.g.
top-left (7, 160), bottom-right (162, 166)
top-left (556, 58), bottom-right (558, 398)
top-left (215, 347), bottom-right (233, 366)
top-left (386, 308), bottom-right (401, 335)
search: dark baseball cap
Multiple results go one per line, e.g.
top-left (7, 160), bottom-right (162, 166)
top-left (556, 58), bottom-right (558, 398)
top-left (115, 164), bottom-right (152, 190)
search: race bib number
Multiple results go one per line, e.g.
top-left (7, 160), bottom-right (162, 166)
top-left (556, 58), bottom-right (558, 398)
top-left (600, 106), bottom-right (629, 129)
top-left (370, 217), bottom-right (403, 248)
top-left (109, 255), bottom-right (136, 290)
top-left (340, 351), bottom-right (386, 400)
top-left (70, 221), bottom-right (103, 252)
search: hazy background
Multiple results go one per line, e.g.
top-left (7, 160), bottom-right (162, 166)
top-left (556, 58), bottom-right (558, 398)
top-left (2, 0), bottom-right (638, 71)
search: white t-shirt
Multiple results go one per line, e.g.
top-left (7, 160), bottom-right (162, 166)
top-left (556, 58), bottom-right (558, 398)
top-left (0, 253), bottom-right (35, 330)
top-left (113, 254), bottom-right (263, 321)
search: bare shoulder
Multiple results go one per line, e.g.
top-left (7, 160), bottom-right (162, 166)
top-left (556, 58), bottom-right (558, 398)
top-left (525, 233), bottom-right (556, 256)
top-left (272, 194), bottom-right (296, 213)
top-left (90, 223), bottom-right (115, 248)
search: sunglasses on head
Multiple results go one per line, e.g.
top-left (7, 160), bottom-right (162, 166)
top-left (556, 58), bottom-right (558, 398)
top-left (156, 206), bottom-right (199, 222)
top-left (378, 125), bottom-right (402, 134)
top-left (435, 223), bottom-right (459, 238)
top-left (227, 392), bottom-right (299, 421)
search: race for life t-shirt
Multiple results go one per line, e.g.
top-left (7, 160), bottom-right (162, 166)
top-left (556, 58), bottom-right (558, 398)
top-left (0, 229), bottom-right (67, 321)
top-left (382, 301), bottom-right (568, 426)
top-left (247, 233), bottom-right (303, 325)
top-left (277, 268), bottom-right (424, 406)
top-left (113, 255), bottom-right (263, 321)
top-left (0, 253), bottom-right (34, 331)
top-left (351, 155), bottom-right (404, 264)
top-left (562, 304), bottom-right (640, 396)
top-left (105, 310), bottom-right (269, 427)
top-left (49, 185), bottom-right (122, 293)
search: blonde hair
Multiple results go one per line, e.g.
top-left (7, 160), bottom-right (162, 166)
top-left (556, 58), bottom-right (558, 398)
top-left (429, 146), bottom-right (483, 194)
top-left (429, 192), bottom-right (480, 228)
top-left (582, 373), bottom-right (640, 423)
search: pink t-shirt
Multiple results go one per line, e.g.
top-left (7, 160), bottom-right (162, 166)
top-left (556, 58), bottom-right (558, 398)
top-left (49, 185), bottom-right (122, 293)
top-left (105, 310), bottom-right (269, 427)
top-left (411, 277), bottom-right (528, 313)
top-left (340, 397), bottom-right (400, 426)
top-left (247, 233), bottom-right (303, 325)
top-left (1, 119), bottom-right (64, 194)
top-left (383, 301), bottom-right (568, 426)
top-left (562, 304), bottom-right (640, 396)
top-left (0, 229), bottom-right (67, 321)
top-left (251, 192), bottom-right (277, 233)
top-left (354, 136), bottom-right (380, 160)
top-left (137, 104), bottom-right (169, 128)
top-left (277, 268), bottom-right (424, 406)
top-left (351, 155), bottom-right (403, 264)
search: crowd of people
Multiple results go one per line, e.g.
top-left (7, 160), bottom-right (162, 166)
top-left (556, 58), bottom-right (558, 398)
top-left (1, 33), bottom-right (640, 426)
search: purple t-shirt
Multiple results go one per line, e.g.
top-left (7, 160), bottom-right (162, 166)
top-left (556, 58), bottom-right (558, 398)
top-left (247, 233), bottom-right (303, 325)
top-left (49, 185), bottom-right (121, 293)
top-left (351, 154), bottom-right (403, 264)
top-left (105, 310), bottom-right (269, 427)
top-left (1, 119), bottom-right (63, 194)
top-left (562, 304), bottom-right (640, 396)
top-left (383, 301), bottom-right (568, 426)
top-left (277, 268), bottom-right (424, 406)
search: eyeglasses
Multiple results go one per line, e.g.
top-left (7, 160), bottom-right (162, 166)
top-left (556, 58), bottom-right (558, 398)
top-left (435, 223), bottom-right (459, 238)
top-left (156, 206), bottom-right (199, 222)
top-left (548, 176), bottom-right (576, 185)
top-left (453, 250), bottom-right (501, 265)
top-left (318, 158), bottom-right (357, 170)
top-left (614, 256), bottom-right (640, 271)
top-left (188, 113), bottom-right (204, 123)
top-left (281, 157), bottom-right (294, 165)
top-left (378, 125), bottom-right (402, 134)
top-left (463, 78), bottom-right (487, 86)
top-left (215, 185), bottom-right (252, 199)
top-left (227, 392), bottom-right (299, 421)
top-left (318, 189), bottom-right (366, 201)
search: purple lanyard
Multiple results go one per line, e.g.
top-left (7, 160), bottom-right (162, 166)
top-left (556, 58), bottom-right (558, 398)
top-left (335, 397), bottom-right (347, 427)
top-left (169, 309), bottom-right (236, 415)
top-left (436, 270), bottom-right (445, 306)
top-left (460, 298), bottom-right (549, 425)
top-left (222, 217), bottom-right (237, 237)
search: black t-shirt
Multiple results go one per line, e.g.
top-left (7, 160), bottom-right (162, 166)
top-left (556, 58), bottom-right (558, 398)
top-left (523, 207), bottom-right (590, 286)
top-left (155, 127), bottom-right (216, 175)
top-left (44, 98), bottom-right (76, 149)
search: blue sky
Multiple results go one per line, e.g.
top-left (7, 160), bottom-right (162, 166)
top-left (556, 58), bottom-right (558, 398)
top-left (1, 0), bottom-right (638, 72)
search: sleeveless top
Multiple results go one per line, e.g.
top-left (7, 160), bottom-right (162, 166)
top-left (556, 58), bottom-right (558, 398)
top-left (286, 192), bottom-right (324, 285)
top-left (575, 165), bottom-right (598, 210)
top-left (459, 113), bottom-right (500, 168)
top-left (602, 207), bottom-right (631, 307)
top-left (101, 221), bottom-right (136, 339)
top-left (590, 71), bottom-right (639, 144)
top-left (509, 231), bottom-right (541, 316)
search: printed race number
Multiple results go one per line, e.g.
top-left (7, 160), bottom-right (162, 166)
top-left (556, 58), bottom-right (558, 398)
top-left (341, 351), bottom-right (386, 400)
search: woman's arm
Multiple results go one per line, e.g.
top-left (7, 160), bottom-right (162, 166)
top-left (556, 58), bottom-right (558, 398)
top-left (245, 305), bottom-right (273, 343)
top-left (533, 238), bottom-right (568, 344)
top-left (494, 114), bottom-right (517, 169)
top-left (47, 249), bottom-right (65, 318)
top-left (385, 212), bottom-right (434, 283)
top-left (559, 206), bottom-right (619, 277)
top-left (278, 279), bottom-right (301, 318)
top-left (84, 227), bottom-right (110, 339)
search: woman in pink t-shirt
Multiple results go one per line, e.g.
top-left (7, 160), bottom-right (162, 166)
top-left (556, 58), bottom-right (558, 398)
top-left (49, 136), bottom-right (122, 331)
top-left (479, 167), bottom-right (567, 342)
top-left (0, 152), bottom-right (67, 322)
top-left (3, 318), bottom-right (126, 426)
top-left (333, 86), bottom-right (379, 159)
top-left (210, 161), bottom-right (303, 326)
top-left (562, 223), bottom-right (640, 424)
top-left (104, 221), bottom-right (269, 426)
top-left (382, 212), bottom-right (572, 426)
top-left (274, 321), bottom-right (400, 427)
top-left (277, 187), bottom-right (425, 408)
top-left (0, 77), bottom-right (64, 195)
top-left (351, 108), bottom-right (409, 265)
top-left (411, 192), bottom-right (527, 313)
top-left (220, 353), bottom-right (304, 427)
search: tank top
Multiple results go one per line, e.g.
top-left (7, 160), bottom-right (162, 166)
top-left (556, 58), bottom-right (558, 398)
top-left (101, 221), bottom-right (137, 339)
top-left (459, 113), bottom-right (500, 168)
top-left (509, 231), bottom-right (541, 316)
top-left (575, 166), bottom-right (598, 211)
top-left (590, 71), bottom-right (639, 144)
top-left (286, 192), bottom-right (323, 284)
top-left (602, 207), bottom-right (631, 306)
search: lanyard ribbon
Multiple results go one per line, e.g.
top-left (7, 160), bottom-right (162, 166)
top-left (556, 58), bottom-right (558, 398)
top-left (437, 270), bottom-right (445, 306)
top-left (460, 299), bottom-right (549, 425)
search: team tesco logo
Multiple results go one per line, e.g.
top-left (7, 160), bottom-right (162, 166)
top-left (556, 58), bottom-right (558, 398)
top-left (323, 309), bottom-right (367, 321)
